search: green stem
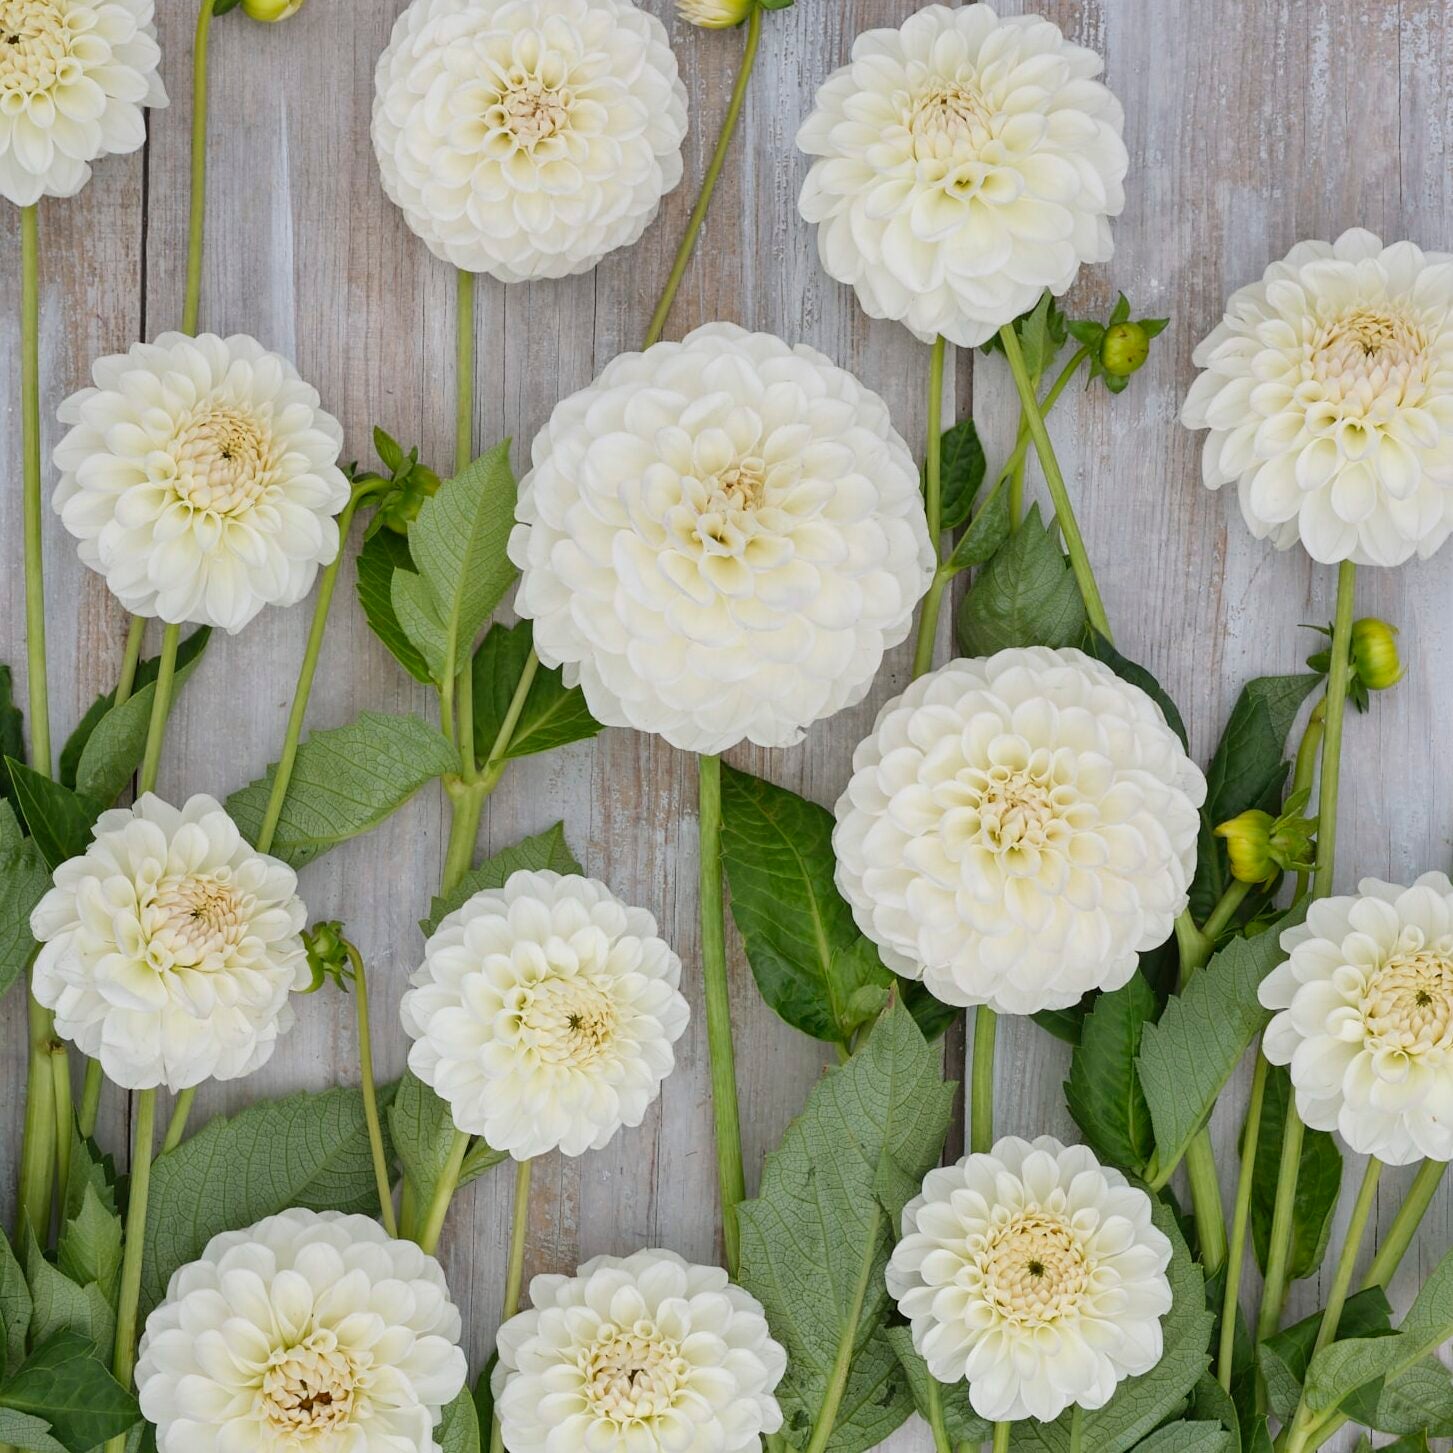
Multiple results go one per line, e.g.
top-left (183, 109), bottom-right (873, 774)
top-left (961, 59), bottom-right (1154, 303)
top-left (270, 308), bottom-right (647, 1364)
top-left (643, 5), bottom-right (763, 349)
top-left (49, 1045), bottom-right (71, 1209)
top-left (112, 615), bottom-right (146, 711)
top-left (1184, 1134), bottom-right (1227, 1277)
top-left (182, 0), bottom-right (216, 335)
top-left (106, 1089), bottom-right (157, 1453)
top-left (804, 1217), bottom-right (881, 1453)
top-left (910, 335), bottom-right (949, 678)
top-left (417, 1128), bottom-right (470, 1256)
top-left (1362, 1158), bottom-right (1446, 1291)
top-left (1313, 561), bottom-right (1357, 900)
top-left (1290, 700), bottom-right (1326, 902)
top-left (1218, 1048), bottom-right (1268, 1391)
top-left (17, 986), bottom-right (57, 1241)
top-left (20, 205), bottom-right (49, 777)
top-left (161, 1088), bottom-right (195, 1157)
top-left (1068, 1405), bottom-right (1084, 1453)
top-left (1255, 1107), bottom-right (1304, 1349)
top-left (456, 267), bottom-right (474, 475)
top-left (698, 752), bottom-right (746, 1276)
top-left (970, 1005), bottom-right (996, 1154)
top-left (344, 942), bottom-right (397, 1237)
top-left (137, 623), bottom-right (181, 796)
top-left (477, 651), bottom-right (540, 793)
top-left (78, 1059), bottom-right (103, 1141)
top-left (996, 323), bottom-right (1111, 637)
top-left (992, 1423), bottom-right (1012, 1453)
top-left (487, 1158), bottom-right (533, 1453)
top-left (925, 1378), bottom-right (953, 1453)
top-left (1006, 414), bottom-right (1030, 529)
top-left (440, 781), bottom-right (487, 899)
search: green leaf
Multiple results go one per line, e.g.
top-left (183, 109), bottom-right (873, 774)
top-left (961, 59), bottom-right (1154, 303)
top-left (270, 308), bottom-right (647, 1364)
top-left (1249, 1064), bottom-right (1341, 1282)
top-left (389, 442), bottom-right (518, 685)
top-left (140, 1085), bottom-right (398, 1315)
top-left (1130, 1424), bottom-right (1229, 1453)
top-left (945, 475), bottom-right (1012, 573)
top-left (355, 530), bottom-right (433, 684)
top-left (22, 1227), bottom-right (113, 1349)
top-left (4, 764), bottom-right (102, 871)
top-left (957, 504), bottom-right (1087, 655)
top-left (1256, 1290), bottom-right (1393, 1420)
top-left (471, 1357), bottom-right (497, 1438)
top-left (0, 666), bottom-right (26, 823)
top-left (422, 822), bottom-right (582, 936)
top-left (0, 1331), bottom-right (139, 1453)
top-left (1065, 973), bottom-right (1157, 1173)
top-left (738, 1002), bottom-right (955, 1453)
top-left (936, 418), bottom-right (986, 532)
top-left (1081, 631), bottom-right (1189, 748)
top-left (386, 1071), bottom-right (507, 1217)
top-left (1192, 1372), bottom-right (1242, 1453)
top-left (67, 630), bottom-right (211, 804)
top-left (0, 1406), bottom-right (66, 1453)
top-left (438, 1388), bottom-right (481, 1453)
top-left (0, 1233), bottom-right (30, 1376)
top-left (226, 712), bottom-right (459, 868)
top-left (55, 1185), bottom-right (121, 1304)
top-left (1342, 1358), bottom-right (1453, 1436)
top-left (470, 621), bottom-right (601, 766)
top-left (882, 1326), bottom-right (990, 1446)
top-left (1137, 912), bottom-right (1301, 1183)
top-left (0, 831), bottom-right (49, 999)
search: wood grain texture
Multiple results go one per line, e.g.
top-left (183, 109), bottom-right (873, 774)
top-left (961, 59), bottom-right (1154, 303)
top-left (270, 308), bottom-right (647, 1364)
top-left (2, 3), bottom-right (1451, 1450)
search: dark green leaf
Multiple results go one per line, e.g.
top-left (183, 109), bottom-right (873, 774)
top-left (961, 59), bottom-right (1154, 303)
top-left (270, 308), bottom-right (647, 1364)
top-left (355, 530), bottom-right (433, 684)
top-left (387, 1071), bottom-right (506, 1217)
top-left (945, 475), bottom-right (1011, 573)
top-left (1130, 1424), bottom-right (1229, 1453)
top-left (471, 1357), bottom-right (497, 1440)
top-left (422, 822), bottom-right (582, 936)
top-left (1342, 1359), bottom-right (1453, 1436)
top-left (1258, 1288), bottom-right (1393, 1421)
top-left (1032, 997), bottom-right (1090, 1045)
top-left (4, 764), bottom-right (102, 871)
top-left (470, 621), bottom-right (601, 767)
top-left (0, 1331), bottom-right (138, 1453)
top-left (22, 1227), bottom-right (112, 1348)
top-left (55, 1185), bottom-right (121, 1304)
top-left (1192, 1373), bottom-right (1241, 1453)
top-left (0, 1406), bottom-right (65, 1453)
top-left (0, 823), bottom-right (49, 999)
top-left (1065, 973), bottom-right (1157, 1173)
top-left (0, 667), bottom-right (25, 822)
top-left (1081, 631), bottom-right (1189, 748)
top-left (937, 418), bottom-right (986, 532)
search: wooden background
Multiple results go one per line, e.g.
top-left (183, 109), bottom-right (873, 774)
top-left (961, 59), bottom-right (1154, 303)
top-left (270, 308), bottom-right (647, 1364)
top-left (3, 1), bottom-right (1451, 1447)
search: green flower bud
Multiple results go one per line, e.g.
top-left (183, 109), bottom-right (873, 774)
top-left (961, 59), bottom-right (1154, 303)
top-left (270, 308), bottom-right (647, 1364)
top-left (1350, 617), bottom-right (1404, 693)
top-left (376, 460), bottom-right (441, 536)
top-left (676, 0), bottom-right (754, 26)
top-left (1100, 321), bottom-right (1151, 378)
top-left (242, 0), bottom-right (303, 19)
top-left (302, 920), bottom-right (353, 993)
top-left (1215, 804), bottom-right (1317, 886)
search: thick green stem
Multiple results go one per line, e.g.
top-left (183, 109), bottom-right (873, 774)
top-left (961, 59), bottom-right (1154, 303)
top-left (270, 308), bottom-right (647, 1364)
top-left (643, 5), bottom-right (763, 349)
top-left (698, 753), bottom-right (746, 1275)
top-left (17, 985), bottom-right (56, 1242)
top-left (20, 205), bottom-right (49, 777)
top-left (1362, 1158), bottom-right (1446, 1291)
top-left (487, 1158), bottom-right (533, 1453)
top-left (182, 0), bottom-right (216, 334)
top-left (992, 1423), bottom-right (1012, 1453)
top-left (1313, 562), bottom-right (1357, 900)
top-left (970, 1006), bottom-right (996, 1154)
top-left (1006, 415), bottom-right (1030, 529)
top-left (417, 1128), bottom-right (470, 1256)
top-left (925, 1379), bottom-right (953, 1453)
top-left (1184, 1135), bottom-right (1227, 1277)
top-left (1218, 1048), bottom-right (1268, 1391)
top-left (161, 1088), bottom-right (195, 1156)
top-left (112, 615), bottom-right (146, 711)
top-left (78, 1059), bottom-right (103, 1141)
top-left (106, 1089), bottom-right (157, 1453)
top-left (477, 650), bottom-right (540, 793)
top-left (48, 1046), bottom-right (71, 1210)
top-left (1255, 1109), bottom-right (1304, 1349)
top-left (345, 942), bottom-right (397, 1237)
top-left (911, 335), bottom-right (949, 678)
top-left (1068, 1406), bottom-right (1084, 1453)
top-left (440, 781), bottom-right (487, 899)
top-left (137, 623), bottom-right (181, 796)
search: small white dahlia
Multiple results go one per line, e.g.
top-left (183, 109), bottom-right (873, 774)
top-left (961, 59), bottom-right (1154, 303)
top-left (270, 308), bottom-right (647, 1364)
top-left (136, 1209), bottom-right (468, 1453)
top-left (886, 1136), bottom-right (1174, 1424)
top-left (0, 0), bottom-right (167, 207)
top-left (400, 869), bottom-right (689, 1160)
top-left (1183, 229), bottom-right (1453, 566)
top-left (797, 3), bottom-right (1128, 347)
top-left (30, 793), bottom-right (309, 1092)
top-left (509, 321), bottom-right (934, 754)
top-left (833, 647), bottom-right (1205, 1015)
top-left (372, 0), bottom-right (688, 282)
top-left (53, 332), bottom-right (350, 633)
top-left (1260, 872), bottom-right (1453, 1165)
top-left (492, 1248), bottom-right (786, 1453)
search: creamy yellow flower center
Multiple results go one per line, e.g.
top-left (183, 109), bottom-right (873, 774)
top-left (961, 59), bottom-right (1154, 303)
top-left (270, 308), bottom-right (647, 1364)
top-left (1361, 948), bottom-right (1453, 1054)
top-left (908, 82), bottom-right (992, 158)
top-left (581, 1321), bottom-right (686, 1421)
top-left (521, 976), bottom-right (617, 1067)
top-left (0, 0), bottom-right (75, 102)
top-left (978, 1209), bottom-right (1090, 1327)
top-left (1310, 307), bottom-right (1430, 400)
top-left (493, 71), bottom-right (571, 147)
top-left (146, 873), bottom-right (248, 966)
top-left (260, 1330), bottom-right (361, 1438)
top-left (169, 406), bottom-right (273, 515)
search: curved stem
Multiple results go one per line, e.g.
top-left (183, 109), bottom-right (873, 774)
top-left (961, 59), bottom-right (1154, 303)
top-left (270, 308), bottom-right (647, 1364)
top-left (1218, 1048), bottom-right (1267, 1390)
top-left (1362, 1158), bottom-right (1446, 1291)
top-left (487, 1158), bottom-right (533, 1453)
top-left (911, 336), bottom-right (949, 678)
top-left (699, 753), bottom-right (745, 1275)
top-left (643, 5), bottom-right (763, 349)
top-left (417, 1128), bottom-right (470, 1256)
top-left (344, 943), bottom-right (397, 1237)
top-left (161, 1088), bottom-right (195, 1157)
top-left (182, 0), bottom-right (217, 335)
top-left (970, 1006), bottom-right (996, 1154)
top-left (1313, 562), bottom-right (1357, 900)
top-left (105, 1089), bottom-right (157, 1453)
top-left (137, 623), bottom-right (181, 796)
top-left (112, 615), bottom-right (147, 711)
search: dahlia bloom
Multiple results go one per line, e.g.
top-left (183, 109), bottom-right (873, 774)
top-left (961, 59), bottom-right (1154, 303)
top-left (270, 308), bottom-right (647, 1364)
top-left (30, 793), bottom-right (309, 1091)
top-left (0, 0), bottom-right (167, 207)
top-left (493, 1248), bottom-right (786, 1453)
top-left (400, 869), bottom-right (690, 1160)
top-left (833, 647), bottom-right (1205, 1015)
top-left (1183, 229), bottom-right (1453, 566)
top-left (509, 322), bottom-right (934, 754)
top-left (797, 3), bottom-right (1128, 346)
top-left (886, 1136), bottom-right (1173, 1424)
top-left (1260, 872), bottom-right (1453, 1164)
top-left (53, 332), bottom-right (350, 633)
top-left (372, 0), bottom-right (687, 282)
top-left (136, 1209), bottom-right (468, 1453)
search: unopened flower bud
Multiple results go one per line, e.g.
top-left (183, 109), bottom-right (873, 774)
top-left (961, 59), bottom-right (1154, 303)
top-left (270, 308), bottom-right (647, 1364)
top-left (242, 0), bottom-right (304, 18)
top-left (302, 920), bottom-right (352, 993)
top-left (1216, 804), bottom-right (1317, 886)
top-left (1350, 618), bottom-right (1404, 693)
top-left (1101, 321), bottom-right (1150, 378)
top-left (676, 0), bottom-right (754, 27)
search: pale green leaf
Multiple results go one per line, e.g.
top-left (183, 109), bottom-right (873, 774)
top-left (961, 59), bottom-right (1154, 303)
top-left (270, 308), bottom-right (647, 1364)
top-left (1256, 1288), bottom-right (1391, 1421)
top-left (0, 1232), bottom-right (30, 1374)
top-left (1130, 1423), bottom-right (1229, 1453)
top-left (55, 1184), bottom-right (121, 1303)
top-left (422, 823), bottom-right (581, 936)
top-left (22, 1228), bottom-right (112, 1350)
top-left (0, 1406), bottom-right (65, 1453)
top-left (881, 1326), bottom-right (990, 1446)
top-left (0, 836), bottom-right (49, 999)
top-left (438, 1388), bottom-right (481, 1453)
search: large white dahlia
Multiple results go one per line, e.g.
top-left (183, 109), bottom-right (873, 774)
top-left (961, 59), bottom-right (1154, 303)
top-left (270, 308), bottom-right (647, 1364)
top-left (136, 1209), bottom-right (468, 1453)
top-left (509, 322), bottom-right (934, 754)
top-left (833, 647), bottom-right (1205, 1014)
top-left (797, 3), bottom-right (1127, 347)
top-left (887, 1137), bottom-right (1173, 1423)
top-left (0, 0), bottom-right (166, 207)
top-left (29, 793), bottom-right (309, 1091)
top-left (400, 869), bottom-right (689, 1159)
top-left (372, 0), bottom-right (687, 282)
top-left (1260, 872), bottom-right (1453, 1165)
top-left (492, 1248), bottom-right (786, 1453)
top-left (1183, 229), bottom-right (1453, 566)
top-left (53, 332), bottom-right (350, 633)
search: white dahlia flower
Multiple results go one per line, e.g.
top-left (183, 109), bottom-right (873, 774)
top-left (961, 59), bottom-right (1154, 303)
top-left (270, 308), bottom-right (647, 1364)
top-left (0, 0), bottom-right (167, 207)
top-left (797, 3), bottom-right (1128, 347)
top-left (1260, 872), bottom-right (1453, 1165)
top-left (492, 1248), bottom-right (786, 1453)
top-left (833, 647), bottom-right (1205, 1015)
top-left (886, 1136), bottom-right (1173, 1424)
top-left (510, 322), bottom-right (934, 754)
top-left (372, 0), bottom-right (687, 283)
top-left (400, 869), bottom-right (689, 1160)
top-left (53, 332), bottom-right (350, 633)
top-left (136, 1209), bottom-right (468, 1453)
top-left (1183, 229), bottom-right (1453, 567)
top-left (30, 793), bottom-right (309, 1092)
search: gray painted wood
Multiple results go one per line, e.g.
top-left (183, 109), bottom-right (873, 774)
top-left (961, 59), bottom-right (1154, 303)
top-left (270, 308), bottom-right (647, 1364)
top-left (2, 2), bottom-right (1450, 1449)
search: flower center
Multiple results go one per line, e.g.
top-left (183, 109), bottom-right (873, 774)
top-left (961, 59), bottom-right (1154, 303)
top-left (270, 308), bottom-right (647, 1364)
top-left (494, 71), bottom-right (571, 147)
top-left (1361, 947), bottom-right (1453, 1054)
top-left (978, 1209), bottom-right (1090, 1327)
top-left (580, 1321), bottom-right (686, 1422)
top-left (145, 873), bottom-right (248, 967)
top-left (0, 0), bottom-right (72, 101)
top-left (967, 766), bottom-right (1059, 852)
top-left (260, 1330), bottom-right (360, 1439)
top-left (169, 406), bottom-right (273, 515)
top-left (1309, 307), bottom-right (1430, 400)
top-left (521, 976), bottom-right (618, 1067)
top-left (908, 82), bottom-right (992, 157)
